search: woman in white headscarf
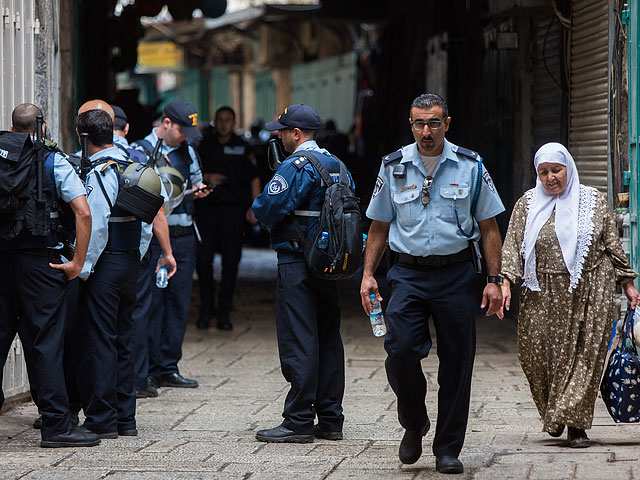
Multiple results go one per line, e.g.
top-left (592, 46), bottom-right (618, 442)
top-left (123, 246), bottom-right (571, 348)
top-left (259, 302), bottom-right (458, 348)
top-left (500, 142), bottom-right (640, 448)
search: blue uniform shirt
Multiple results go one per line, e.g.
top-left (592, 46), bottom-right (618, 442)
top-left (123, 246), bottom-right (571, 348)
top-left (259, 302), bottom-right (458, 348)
top-left (114, 133), bottom-right (168, 257)
top-left (252, 140), bottom-right (355, 252)
top-left (136, 129), bottom-right (202, 227)
top-left (366, 139), bottom-right (505, 256)
top-left (53, 152), bottom-right (86, 205)
top-left (80, 147), bottom-right (124, 279)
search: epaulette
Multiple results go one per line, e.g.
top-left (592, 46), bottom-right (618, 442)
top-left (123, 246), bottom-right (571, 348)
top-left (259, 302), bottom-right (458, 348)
top-left (452, 145), bottom-right (482, 161)
top-left (289, 155), bottom-right (310, 171)
top-left (382, 149), bottom-right (403, 165)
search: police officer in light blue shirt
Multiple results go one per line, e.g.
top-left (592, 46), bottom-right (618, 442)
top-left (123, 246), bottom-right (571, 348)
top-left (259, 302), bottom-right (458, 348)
top-left (252, 104), bottom-right (354, 444)
top-left (133, 100), bottom-right (210, 390)
top-left (360, 94), bottom-right (504, 473)
top-left (75, 109), bottom-right (143, 439)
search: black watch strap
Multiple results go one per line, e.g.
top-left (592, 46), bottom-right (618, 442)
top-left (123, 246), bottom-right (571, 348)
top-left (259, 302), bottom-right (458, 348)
top-left (487, 275), bottom-right (503, 285)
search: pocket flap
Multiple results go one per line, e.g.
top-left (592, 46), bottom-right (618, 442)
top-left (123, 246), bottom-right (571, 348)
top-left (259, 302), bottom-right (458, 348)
top-left (393, 189), bottom-right (419, 204)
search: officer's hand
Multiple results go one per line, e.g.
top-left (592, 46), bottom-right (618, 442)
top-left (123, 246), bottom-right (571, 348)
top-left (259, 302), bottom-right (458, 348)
top-left (246, 208), bottom-right (258, 224)
top-left (623, 280), bottom-right (640, 309)
top-left (481, 282), bottom-right (503, 317)
top-left (193, 183), bottom-right (211, 199)
top-left (497, 277), bottom-right (512, 319)
top-left (157, 253), bottom-right (178, 279)
top-left (49, 260), bottom-right (82, 281)
top-left (360, 274), bottom-right (382, 315)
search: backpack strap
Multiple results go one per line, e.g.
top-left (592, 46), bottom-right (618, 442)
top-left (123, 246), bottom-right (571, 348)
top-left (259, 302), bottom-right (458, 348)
top-left (114, 141), bottom-right (130, 158)
top-left (290, 150), bottom-right (335, 187)
top-left (93, 160), bottom-right (119, 210)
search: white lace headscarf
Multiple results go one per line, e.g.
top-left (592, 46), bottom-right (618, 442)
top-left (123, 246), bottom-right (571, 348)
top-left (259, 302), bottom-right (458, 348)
top-left (523, 142), bottom-right (580, 291)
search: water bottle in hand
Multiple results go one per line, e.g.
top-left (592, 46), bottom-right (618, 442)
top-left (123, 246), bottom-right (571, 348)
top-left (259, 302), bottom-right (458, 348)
top-left (156, 254), bottom-right (168, 289)
top-left (369, 294), bottom-right (387, 337)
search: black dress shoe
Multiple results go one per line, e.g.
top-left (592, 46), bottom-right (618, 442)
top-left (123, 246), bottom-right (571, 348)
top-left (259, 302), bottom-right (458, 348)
top-left (398, 417), bottom-right (431, 464)
top-left (118, 428), bottom-right (138, 436)
top-left (136, 385), bottom-right (159, 398)
top-left (157, 373), bottom-right (199, 388)
top-left (148, 376), bottom-right (159, 388)
top-left (314, 425), bottom-right (343, 440)
top-left (33, 416), bottom-right (42, 429)
top-left (255, 424), bottom-right (314, 443)
top-left (196, 313), bottom-right (210, 330)
top-left (41, 426), bottom-right (101, 448)
top-left (436, 455), bottom-right (464, 474)
top-left (216, 312), bottom-right (232, 331)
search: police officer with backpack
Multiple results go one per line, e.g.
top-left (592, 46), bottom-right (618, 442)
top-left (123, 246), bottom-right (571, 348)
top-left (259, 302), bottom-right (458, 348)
top-left (252, 104), bottom-right (355, 443)
top-left (0, 103), bottom-right (98, 448)
top-left (75, 108), bottom-right (163, 438)
top-left (360, 94), bottom-right (504, 473)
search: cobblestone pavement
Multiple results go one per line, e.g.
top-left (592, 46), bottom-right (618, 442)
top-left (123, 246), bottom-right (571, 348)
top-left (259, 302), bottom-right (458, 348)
top-left (1, 248), bottom-right (640, 479)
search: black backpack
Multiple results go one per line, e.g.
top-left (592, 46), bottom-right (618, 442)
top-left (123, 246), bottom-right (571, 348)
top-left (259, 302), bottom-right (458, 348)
top-left (290, 151), bottom-right (362, 280)
top-left (0, 131), bottom-right (57, 241)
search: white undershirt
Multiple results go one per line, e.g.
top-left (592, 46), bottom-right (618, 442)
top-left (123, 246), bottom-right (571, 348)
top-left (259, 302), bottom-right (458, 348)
top-left (419, 153), bottom-right (441, 176)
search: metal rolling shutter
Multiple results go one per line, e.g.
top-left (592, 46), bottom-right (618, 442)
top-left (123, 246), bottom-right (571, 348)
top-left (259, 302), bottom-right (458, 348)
top-left (568, 0), bottom-right (610, 191)
top-left (532, 14), bottom-right (563, 151)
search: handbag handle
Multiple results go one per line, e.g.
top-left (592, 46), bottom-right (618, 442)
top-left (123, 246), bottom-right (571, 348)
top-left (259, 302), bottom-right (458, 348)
top-left (623, 308), bottom-right (638, 348)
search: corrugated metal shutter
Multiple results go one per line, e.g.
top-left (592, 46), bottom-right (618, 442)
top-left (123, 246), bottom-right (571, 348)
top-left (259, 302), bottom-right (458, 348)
top-left (532, 14), bottom-right (563, 151)
top-left (179, 68), bottom-right (209, 120)
top-left (1, 0), bottom-right (37, 401)
top-left (568, 0), bottom-right (609, 191)
top-left (211, 67), bottom-right (230, 111)
top-left (292, 51), bottom-right (357, 132)
top-left (0, 0), bottom-right (37, 128)
top-left (255, 70), bottom-right (275, 125)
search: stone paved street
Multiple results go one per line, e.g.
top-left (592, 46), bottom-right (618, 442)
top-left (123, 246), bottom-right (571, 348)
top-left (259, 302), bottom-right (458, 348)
top-left (1, 248), bottom-right (640, 479)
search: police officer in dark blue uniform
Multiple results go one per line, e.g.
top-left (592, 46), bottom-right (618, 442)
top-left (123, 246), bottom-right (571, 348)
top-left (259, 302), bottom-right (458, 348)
top-left (135, 100), bottom-right (210, 389)
top-left (0, 103), bottom-right (98, 448)
top-left (195, 106), bottom-right (261, 330)
top-left (252, 104), bottom-right (354, 443)
top-left (361, 94), bottom-right (504, 473)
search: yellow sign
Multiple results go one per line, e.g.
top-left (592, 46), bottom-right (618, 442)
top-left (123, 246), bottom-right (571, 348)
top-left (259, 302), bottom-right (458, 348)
top-left (137, 42), bottom-right (183, 71)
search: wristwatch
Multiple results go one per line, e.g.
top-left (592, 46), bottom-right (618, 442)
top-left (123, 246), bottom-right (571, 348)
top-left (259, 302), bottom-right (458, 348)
top-left (487, 275), bottom-right (503, 285)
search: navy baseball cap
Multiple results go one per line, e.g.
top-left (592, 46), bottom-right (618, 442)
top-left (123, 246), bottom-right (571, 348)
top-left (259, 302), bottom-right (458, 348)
top-left (111, 105), bottom-right (127, 123)
top-left (163, 100), bottom-right (202, 142)
top-left (265, 104), bottom-right (321, 131)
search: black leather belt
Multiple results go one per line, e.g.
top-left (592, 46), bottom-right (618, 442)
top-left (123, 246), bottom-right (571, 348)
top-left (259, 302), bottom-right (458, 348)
top-left (169, 225), bottom-right (194, 237)
top-left (392, 248), bottom-right (471, 269)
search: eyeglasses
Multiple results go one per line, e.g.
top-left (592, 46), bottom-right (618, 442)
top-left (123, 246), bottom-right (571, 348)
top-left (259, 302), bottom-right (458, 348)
top-left (411, 119), bottom-right (443, 131)
top-left (421, 176), bottom-right (433, 206)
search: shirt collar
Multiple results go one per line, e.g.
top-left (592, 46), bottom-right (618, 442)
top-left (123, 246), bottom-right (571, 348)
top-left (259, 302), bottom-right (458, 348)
top-left (402, 139), bottom-right (457, 166)
top-left (89, 146), bottom-right (126, 162)
top-left (294, 139), bottom-right (320, 153)
top-left (113, 133), bottom-right (129, 147)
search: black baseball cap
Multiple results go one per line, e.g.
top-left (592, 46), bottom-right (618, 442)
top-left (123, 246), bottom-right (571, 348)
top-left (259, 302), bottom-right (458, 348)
top-left (111, 105), bottom-right (127, 123)
top-left (265, 104), bottom-right (321, 131)
top-left (163, 100), bottom-right (202, 142)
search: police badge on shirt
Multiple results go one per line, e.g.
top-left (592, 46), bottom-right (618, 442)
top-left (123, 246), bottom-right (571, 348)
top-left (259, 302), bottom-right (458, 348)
top-left (268, 174), bottom-right (288, 195)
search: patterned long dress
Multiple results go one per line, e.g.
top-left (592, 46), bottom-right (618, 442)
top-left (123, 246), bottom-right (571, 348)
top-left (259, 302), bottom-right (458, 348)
top-left (501, 186), bottom-right (637, 433)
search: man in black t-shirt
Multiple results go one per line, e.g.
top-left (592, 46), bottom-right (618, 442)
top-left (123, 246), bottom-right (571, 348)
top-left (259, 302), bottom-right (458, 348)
top-left (195, 106), bottom-right (260, 330)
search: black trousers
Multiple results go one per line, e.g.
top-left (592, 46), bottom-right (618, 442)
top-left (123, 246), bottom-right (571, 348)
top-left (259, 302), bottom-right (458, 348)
top-left (0, 249), bottom-right (72, 437)
top-left (195, 205), bottom-right (245, 315)
top-left (384, 260), bottom-right (477, 458)
top-left (78, 251), bottom-right (139, 434)
top-left (131, 249), bottom-right (154, 390)
top-left (275, 251), bottom-right (345, 434)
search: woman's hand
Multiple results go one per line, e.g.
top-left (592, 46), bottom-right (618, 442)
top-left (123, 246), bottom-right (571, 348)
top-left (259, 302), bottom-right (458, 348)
top-left (497, 277), bottom-right (512, 319)
top-left (623, 280), bottom-right (640, 309)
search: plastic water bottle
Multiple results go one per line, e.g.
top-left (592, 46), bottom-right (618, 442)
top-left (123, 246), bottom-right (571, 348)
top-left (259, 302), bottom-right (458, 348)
top-left (156, 254), bottom-right (168, 289)
top-left (317, 231), bottom-right (329, 251)
top-left (369, 294), bottom-right (387, 337)
top-left (362, 233), bottom-right (368, 251)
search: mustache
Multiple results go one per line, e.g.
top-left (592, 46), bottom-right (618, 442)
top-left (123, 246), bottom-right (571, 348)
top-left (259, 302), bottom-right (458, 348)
top-left (421, 136), bottom-right (434, 142)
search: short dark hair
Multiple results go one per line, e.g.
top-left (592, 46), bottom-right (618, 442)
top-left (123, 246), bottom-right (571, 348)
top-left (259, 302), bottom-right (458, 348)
top-left (215, 106), bottom-right (235, 119)
top-left (410, 94), bottom-right (448, 119)
top-left (76, 109), bottom-right (113, 147)
top-left (113, 116), bottom-right (127, 131)
top-left (11, 103), bottom-right (43, 134)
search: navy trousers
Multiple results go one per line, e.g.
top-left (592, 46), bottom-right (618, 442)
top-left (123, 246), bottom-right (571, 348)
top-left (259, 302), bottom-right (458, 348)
top-left (275, 251), bottom-right (345, 435)
top-left (0, 249), bottom-right (72, 437)
top-left (131, 249), bottom-right (155, 390)
top-left (195, 205), bottom-right (244, 316)
top-left (148, 233), bottom-right (196, 378)
top-left (384, 260), bottom-right (477, 458)
top-left (78, 251), bottom-right (139, 434)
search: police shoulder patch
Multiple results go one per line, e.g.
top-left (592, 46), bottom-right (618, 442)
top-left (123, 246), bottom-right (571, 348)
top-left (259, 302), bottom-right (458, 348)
top-left (86, 184), bottom-right (93, 197)
top-left (372, 176), bottom-right (385, 198)
top-left (268, 174), bottom-right (289, 195)
top-left (482, 170), bottom-right (496, 192)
